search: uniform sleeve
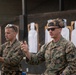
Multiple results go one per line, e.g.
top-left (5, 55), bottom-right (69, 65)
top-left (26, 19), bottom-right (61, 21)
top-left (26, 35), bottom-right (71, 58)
top-left (0, 45), bottom-right (3, 56)
top-left (0, 43), bottom-right (6, 56)
top-left (26, 44), bottom-right (47, 65)
top-left (62, 42), bottom-right (76, 75)
top-left (3, 46), bottom-right (24, 66)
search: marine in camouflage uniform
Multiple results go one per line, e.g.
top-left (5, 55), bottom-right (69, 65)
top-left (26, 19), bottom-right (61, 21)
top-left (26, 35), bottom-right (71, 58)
top-left (0, 24), bottom-right (24, 75)
top-left (0, 40), bottom-right (23, 75)
top-left (27, 36), bottom-right (76, 75)
top-left (21, 18), bottom-right (76, 75)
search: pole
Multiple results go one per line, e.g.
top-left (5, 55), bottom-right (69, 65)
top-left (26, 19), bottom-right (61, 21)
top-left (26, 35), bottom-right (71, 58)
top-left (22, 0), bottom-right (28, 41)
top-left (59, 0), bottom-right (64, 11)
top-left (19, 0), bottom-right (28, 41)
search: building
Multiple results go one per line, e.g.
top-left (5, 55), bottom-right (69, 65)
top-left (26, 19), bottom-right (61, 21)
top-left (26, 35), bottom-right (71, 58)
top-left (0, 0), bottom-right (76, 74)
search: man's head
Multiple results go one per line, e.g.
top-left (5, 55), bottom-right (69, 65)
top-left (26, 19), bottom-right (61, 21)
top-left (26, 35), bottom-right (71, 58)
top-left (47, 18), bottom-right (64, 39)
top-left (47, 18), bottom-right (64, 28)
top-left (5, 24), bottom-right (18, 42)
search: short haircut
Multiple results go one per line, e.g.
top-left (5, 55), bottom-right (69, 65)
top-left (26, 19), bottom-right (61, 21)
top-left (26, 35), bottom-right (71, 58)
top-left (5, 24), bottom-right (18, 33)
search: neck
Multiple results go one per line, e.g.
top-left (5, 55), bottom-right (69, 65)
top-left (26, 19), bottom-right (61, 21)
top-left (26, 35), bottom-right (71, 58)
top-left (10, 38), bottom-right (16, 45)
top-left (53, 35), bottom-right (61, 42)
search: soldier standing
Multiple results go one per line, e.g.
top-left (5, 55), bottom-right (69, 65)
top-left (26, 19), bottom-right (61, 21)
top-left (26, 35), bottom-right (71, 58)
top-left (0, 24), bottom-right (24, 75)
top-left (21, 18), bottom-right (76, 75)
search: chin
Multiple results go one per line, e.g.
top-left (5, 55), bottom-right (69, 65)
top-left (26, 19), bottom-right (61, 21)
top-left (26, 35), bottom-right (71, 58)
top-left (6, 39), bottom-right (9, 41)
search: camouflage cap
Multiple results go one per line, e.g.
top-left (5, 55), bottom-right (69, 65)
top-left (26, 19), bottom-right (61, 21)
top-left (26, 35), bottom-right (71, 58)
top-left (47, 18), bottom-right (65, 28)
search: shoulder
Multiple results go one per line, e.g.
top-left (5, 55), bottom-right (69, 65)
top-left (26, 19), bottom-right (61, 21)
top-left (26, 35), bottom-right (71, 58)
top-left (1, 42), bottom-right (8, 47)
top-left (61, 37), bottom-right (74, 46)
top-left (63, 38), bottom-right (75, 47)
top-left (63, 39), bottom-right (76, 53)
top-left (0, 42), bottom-right (8, 50)
top-left (41, 42), bottom-right (52, 50)
top-left (12, 40), bottom-right (21, 50)
top-left (14, 40), bottom-right (21, 46)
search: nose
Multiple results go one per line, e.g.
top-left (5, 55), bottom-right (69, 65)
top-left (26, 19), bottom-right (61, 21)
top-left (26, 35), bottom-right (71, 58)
top-left (48, 29), bottom-right (52, 32)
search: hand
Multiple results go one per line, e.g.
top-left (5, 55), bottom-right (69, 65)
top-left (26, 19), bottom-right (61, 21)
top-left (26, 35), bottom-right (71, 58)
top-left (21, 41), bottom-right (29, 53)
top-left (21, 41), bottom-right (31, 59)
top-left (0, 57), bottom-right (4, 62)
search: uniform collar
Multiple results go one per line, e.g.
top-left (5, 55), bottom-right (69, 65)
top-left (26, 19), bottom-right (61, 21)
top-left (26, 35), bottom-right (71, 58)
top-left (7, 39), bottom-right (17, 47)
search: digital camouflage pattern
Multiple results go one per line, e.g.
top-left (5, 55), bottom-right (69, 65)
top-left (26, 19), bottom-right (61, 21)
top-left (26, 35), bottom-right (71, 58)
top-left (27, 36), bottom-right (76, 75)
top-left (0, 39), bottom-right (24, 75)
top-left (1, 71), bottom-right (22, 75)
top-left (47, 18), bottom-right (65, 28)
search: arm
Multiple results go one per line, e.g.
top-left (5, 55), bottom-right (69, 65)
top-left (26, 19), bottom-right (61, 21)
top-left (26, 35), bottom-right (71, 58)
top-left (3, 46), bottom-right (23, 66)
top-left (61, 42), bottom-right (76, 75)
top-left (0, 57), bottom-right (4, 62)
top-left (0, 43), bottom-right (7, 56)
top-left (0, 43), bottom-right (7, 62)
top-left (21, 41), bottom-right (31, 60)
top-left (21, 41), bottom-right (47, 65)
top-left (28, 45), bottom-right (46, 65)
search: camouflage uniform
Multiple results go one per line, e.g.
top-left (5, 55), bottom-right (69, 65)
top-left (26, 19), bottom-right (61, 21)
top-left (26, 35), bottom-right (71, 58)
top-left (0, 39), bottom-right (24, 75)
top-left (27, 36), bottom-right (76, 75)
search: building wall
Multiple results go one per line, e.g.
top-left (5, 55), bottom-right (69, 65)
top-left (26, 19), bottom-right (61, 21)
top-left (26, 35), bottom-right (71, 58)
top-left (1, 10), bottom-right (76, 74)
top-left (0, 0), bottom-right (76, 25)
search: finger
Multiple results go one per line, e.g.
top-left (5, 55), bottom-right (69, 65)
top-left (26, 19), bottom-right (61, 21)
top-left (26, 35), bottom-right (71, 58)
top-left (23, 41), bottom-right (27, 44)
top-left (20, 41), bottom-right (26, 45)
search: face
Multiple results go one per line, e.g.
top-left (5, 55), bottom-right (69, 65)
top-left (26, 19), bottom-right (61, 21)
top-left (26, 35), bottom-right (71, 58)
top-left (5, 28), bottom-right (17, 41)
top-left (47, 26), bottom-right (62, 39)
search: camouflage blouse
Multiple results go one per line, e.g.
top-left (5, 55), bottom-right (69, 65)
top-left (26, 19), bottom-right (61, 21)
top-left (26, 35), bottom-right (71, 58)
top-left (0, 39), bottom-right (24, 73)
top-left (27, 36), bottom-right (76, 75)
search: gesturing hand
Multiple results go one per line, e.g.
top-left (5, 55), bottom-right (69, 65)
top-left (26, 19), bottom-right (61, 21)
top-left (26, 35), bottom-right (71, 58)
top-left (21, 41), bottom-right (29, 53)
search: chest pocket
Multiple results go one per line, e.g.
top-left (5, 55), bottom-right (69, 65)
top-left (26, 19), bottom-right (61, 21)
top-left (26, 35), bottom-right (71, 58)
top-left (51, 45), bottom-right (68, 70)
top-left (3, 42), bottom-right (20, 58)
top-left (3, 47), bottom-right (15, 58)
